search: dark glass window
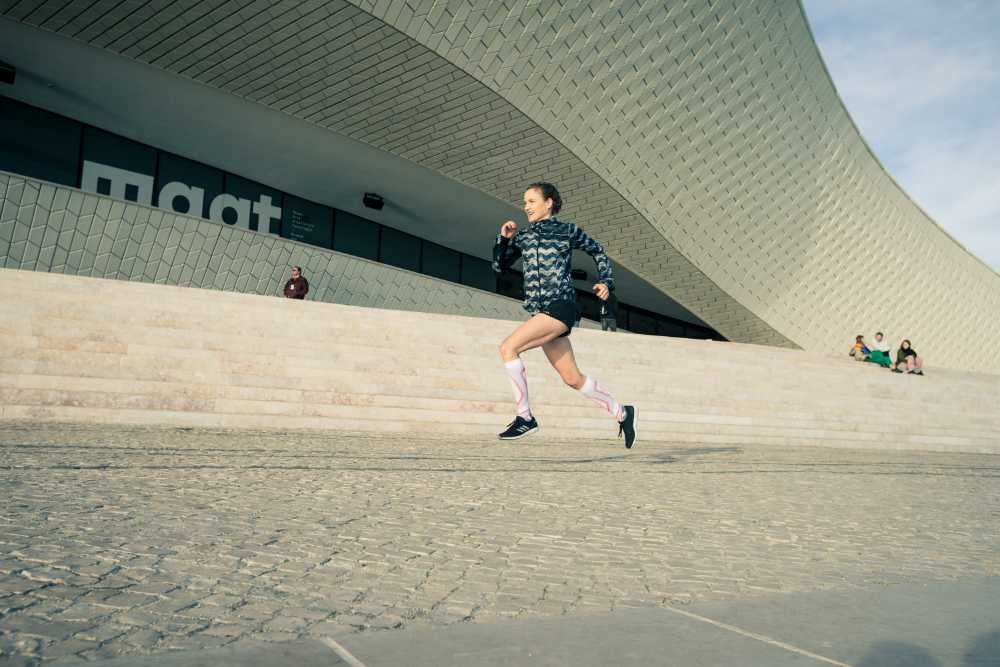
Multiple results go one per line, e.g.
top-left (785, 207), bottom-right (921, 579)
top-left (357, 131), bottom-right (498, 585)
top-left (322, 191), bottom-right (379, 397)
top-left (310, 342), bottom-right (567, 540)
top-left (155, 152), bottom-right (223, 219)
top-left (421, 241), bottom-right (460, 283)
top-left (80, 127), bottom-right (157, 204)
top-left (334, 211), bottom-right (380, 260)
top-left (460, 255), bottom-right (495, 292)
top-left (82, 126), bottom-right (156, 174)
top-left (657, 319), bottom-right (685, 337)
top-left (691, 327), bottom-right (722, 341)
top-left (0, 96), bottom-right (81, 186)
top-left (629, 310), bottom-right (657, 335)
top-left (224, 174), bottom-right (283, 234)
top-left (281, 195), bottom-right (333, 248)
top-left (379, 226), bottom-right (421, 272)
top-left (617, 306), bottom-right (630, 331)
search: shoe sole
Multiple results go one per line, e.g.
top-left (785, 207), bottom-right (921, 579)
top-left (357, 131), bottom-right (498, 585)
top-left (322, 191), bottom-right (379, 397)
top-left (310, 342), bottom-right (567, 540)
top-left (499, 427), bottom-right (540, 441)
top-left (626, 407), bottom-right (638, 449)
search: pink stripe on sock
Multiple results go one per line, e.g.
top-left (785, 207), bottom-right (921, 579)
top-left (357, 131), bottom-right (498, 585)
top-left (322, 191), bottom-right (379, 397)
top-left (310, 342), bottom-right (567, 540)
top-left (581, 378), bottom-right (622, 420)
top-left (505, 359), bottom-right (532, 419)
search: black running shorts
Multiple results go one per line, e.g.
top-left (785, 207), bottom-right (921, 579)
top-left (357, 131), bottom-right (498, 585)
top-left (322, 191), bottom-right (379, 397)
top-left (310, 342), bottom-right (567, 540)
top-left (537, 299), bottom-right (580, 338)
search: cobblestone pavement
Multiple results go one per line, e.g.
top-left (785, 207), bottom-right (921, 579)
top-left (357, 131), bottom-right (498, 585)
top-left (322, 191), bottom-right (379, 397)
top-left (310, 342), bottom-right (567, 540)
top-left (1, 421), bottom-right (998, 665)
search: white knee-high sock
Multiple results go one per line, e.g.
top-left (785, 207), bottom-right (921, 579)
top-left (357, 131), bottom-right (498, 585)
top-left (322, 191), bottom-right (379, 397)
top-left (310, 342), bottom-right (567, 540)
top-left (504, 359), bottom-right (532, 419)
top-left (580, 376), bottom-right (623, 421)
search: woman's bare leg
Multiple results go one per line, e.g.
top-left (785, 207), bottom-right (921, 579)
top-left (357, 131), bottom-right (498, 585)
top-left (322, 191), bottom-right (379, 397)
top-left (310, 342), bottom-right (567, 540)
top-left (499, 314), bottom-right (568, 362)
top-left (498, 314), bottom-right (568, 424)
top-left (541, 336), bottom-right (585, 389)
top-left (544, 337), bottom-right (624, 421)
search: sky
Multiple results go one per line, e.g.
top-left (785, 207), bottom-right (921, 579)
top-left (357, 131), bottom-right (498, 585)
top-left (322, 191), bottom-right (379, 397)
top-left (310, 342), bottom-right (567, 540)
top-left (801, 1), bottom-right (1000, 272)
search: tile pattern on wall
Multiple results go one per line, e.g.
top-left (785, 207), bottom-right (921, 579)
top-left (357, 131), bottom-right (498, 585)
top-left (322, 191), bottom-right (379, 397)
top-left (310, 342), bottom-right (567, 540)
top-left (0, 173), bottom-right (530, 321)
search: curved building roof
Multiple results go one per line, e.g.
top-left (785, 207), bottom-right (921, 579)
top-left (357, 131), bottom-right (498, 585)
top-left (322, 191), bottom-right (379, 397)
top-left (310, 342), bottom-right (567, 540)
top-left (3, 0), bottom-right (999, 371)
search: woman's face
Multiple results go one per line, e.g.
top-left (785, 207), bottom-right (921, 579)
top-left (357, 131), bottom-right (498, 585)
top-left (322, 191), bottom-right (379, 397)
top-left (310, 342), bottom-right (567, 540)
top-left (523, 188), bottom-right (553, 223)
top-left (902, 340), bottom-right (910, 349)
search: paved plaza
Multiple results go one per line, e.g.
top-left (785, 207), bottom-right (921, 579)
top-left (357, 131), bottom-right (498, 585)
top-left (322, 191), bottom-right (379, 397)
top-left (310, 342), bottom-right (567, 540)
top-left (0, 421), bottom-right (998, 665)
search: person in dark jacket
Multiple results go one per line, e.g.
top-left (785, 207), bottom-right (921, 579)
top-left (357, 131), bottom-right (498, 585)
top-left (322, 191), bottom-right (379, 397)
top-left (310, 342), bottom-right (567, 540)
top-left (892, 339), bottom-right (924, 375)
top-left (283, 266), bottom-right (309, 299)
top-left (600, 291), bottom-right (619, 332)
top-left (492, 182), bottom-right (637, 448)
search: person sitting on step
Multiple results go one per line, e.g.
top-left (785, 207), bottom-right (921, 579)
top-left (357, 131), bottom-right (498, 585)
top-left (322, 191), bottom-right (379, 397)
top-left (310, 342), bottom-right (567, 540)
top-left (865, 332), bottom-right (892, 368)
top-left (849, 334), bottom-right (870, 361)
top-left (892, 339), bottom-right (924, 375)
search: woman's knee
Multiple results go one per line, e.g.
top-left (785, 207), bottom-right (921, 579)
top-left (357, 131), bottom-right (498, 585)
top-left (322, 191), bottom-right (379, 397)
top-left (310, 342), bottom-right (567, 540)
top-left (499, 339), bottom-right (518, 361)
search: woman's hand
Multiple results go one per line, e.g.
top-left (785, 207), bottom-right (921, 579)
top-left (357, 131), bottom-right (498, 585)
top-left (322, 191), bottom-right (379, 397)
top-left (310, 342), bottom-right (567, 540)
top-left (500, 221), bottom-right (518, 238)
top-left (593, 283), bottom-right (609, 301)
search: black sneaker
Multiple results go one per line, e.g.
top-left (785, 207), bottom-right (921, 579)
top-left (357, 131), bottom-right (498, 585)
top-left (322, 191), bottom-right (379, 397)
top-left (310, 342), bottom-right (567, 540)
top-left (618, 405), bottom-right (637, 449)
top-left (499, 416), bottom-right (539, 440)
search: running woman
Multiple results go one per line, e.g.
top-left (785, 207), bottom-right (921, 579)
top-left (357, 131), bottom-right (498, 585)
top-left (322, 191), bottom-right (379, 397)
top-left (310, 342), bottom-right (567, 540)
top-left (493, 182), bottom-right (637, 448)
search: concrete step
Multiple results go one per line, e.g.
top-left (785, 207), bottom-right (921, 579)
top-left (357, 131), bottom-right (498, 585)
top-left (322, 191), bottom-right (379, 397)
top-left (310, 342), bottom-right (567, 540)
top-left (9, 308), bottom-right (990, 387)
top-left (3, 356), bottom-right (995, 427)
top-left (0, 332), bottom-right (989, 406)
top-left (3, 404), bottom-right (994, 454)
top-left (3, 393), bottom-right (995, 449)
top-left (9, 291), bottom-right (992, 383)
top-left (1, 327), bottom-right (995, 409)
top-left (5, 370), bottom-right (995, 428)
top-left (2, 268), bottom-right (999, 453)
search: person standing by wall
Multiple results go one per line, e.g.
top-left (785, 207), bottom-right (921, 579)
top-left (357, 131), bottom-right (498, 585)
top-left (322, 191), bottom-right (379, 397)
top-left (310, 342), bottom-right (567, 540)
top-left (600, 290), bottom-right (618, 332)
top-left (283, 266), bottom-right (309, 300)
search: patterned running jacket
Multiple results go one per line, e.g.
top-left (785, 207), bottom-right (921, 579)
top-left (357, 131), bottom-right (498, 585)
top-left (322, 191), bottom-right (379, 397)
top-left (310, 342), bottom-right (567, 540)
top-left (492, 217), bottom-right (614, 314)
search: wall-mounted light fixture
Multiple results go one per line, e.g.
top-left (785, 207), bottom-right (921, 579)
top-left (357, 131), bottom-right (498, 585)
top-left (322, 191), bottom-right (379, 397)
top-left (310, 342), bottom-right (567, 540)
top-left (362, 193), bottom-right (384, 210)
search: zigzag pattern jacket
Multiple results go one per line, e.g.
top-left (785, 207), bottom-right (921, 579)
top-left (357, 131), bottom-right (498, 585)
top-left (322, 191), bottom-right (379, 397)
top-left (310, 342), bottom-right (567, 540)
top-left (492, 217), bottom-right (615, 314)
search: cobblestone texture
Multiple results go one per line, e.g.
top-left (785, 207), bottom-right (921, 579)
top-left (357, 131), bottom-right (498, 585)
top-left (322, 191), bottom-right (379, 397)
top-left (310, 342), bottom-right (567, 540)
top-left (1, 421), bottom-right (998, 664)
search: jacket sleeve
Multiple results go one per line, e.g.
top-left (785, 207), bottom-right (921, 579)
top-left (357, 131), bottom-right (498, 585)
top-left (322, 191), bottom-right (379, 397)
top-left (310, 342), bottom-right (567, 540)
top-left (569, 224), bottom-right (614, 290)
top-left (492, 234), bottom-right (522, 274)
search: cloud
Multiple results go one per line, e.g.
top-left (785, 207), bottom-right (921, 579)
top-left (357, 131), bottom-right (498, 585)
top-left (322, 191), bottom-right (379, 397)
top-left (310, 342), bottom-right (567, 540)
top-left (801, 0), bottom-right (1000, 270)
top-left (820, 40), bottom-right (992, 123)
top-left (893, 129), bottom-right (1000, 268)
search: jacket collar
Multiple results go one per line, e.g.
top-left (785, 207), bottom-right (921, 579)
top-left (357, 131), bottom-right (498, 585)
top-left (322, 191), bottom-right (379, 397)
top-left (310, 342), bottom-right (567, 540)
top-left (529, 216), bottom-right (559, 229)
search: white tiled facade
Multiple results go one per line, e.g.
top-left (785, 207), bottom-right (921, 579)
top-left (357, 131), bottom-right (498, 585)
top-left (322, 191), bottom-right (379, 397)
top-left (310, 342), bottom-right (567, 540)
top-left (3, 1), bottom-right (999, 371)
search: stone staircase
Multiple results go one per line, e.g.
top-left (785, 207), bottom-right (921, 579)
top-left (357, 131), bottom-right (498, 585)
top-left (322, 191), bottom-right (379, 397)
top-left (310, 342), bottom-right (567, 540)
top-left (2, 268), bottom-right (998, 453)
